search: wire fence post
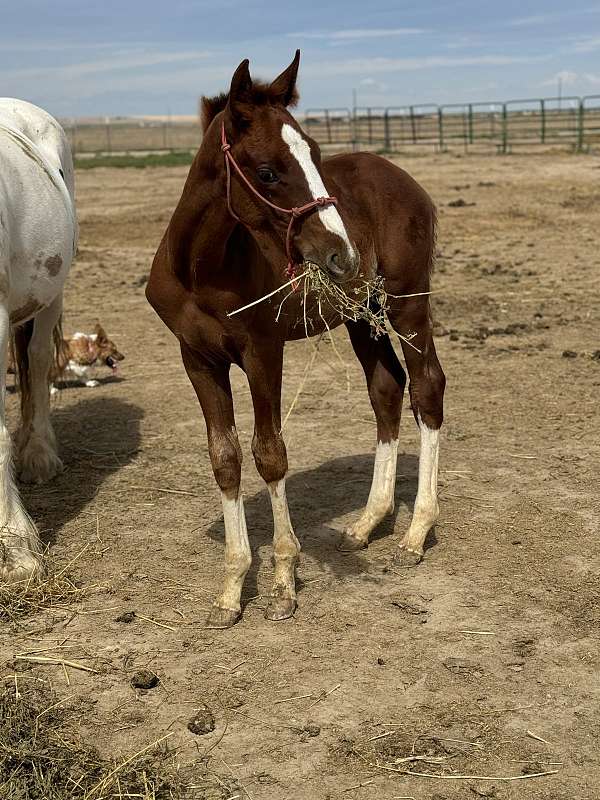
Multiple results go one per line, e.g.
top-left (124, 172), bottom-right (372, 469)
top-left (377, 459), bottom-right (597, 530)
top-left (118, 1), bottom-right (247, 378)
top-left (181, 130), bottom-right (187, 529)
top-left (324, 109), bottom-right (332, 144)
top-left (105, 118), bottom-right (112, 154)
top-left (577, 99), bottom-right (585, 152)
top-left (383, 109), bottom-right (390, 150)
top-left (540, 99), bottom-right (546, 144)
top-left (409, 105), bottom-right (417, 144)
top-left (437, 107), bottom-right (444, 151)
top-left (501, 103), bottom-right (508, 154)
top-left (468, 104), bottom-right (474, 144)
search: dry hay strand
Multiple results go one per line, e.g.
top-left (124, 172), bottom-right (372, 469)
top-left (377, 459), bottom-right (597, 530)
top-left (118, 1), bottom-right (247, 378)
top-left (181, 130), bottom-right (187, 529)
top-left (0, 544), bottom-right (94, 622)
top-left (0, 683), bottom-right (173, 799)
top-left (0, 683), bottom-right (233, 799)
top-left (337, 702), bottom-right (560, 787)
top-left (228, 262), bottom-right (430, 349)
top-left (0, 571), bottom-right (84, 623)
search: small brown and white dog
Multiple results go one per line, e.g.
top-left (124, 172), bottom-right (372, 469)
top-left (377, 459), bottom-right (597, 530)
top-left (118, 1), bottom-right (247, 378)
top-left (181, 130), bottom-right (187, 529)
top-left (9, 323), bottom-right (124, 391)
top-left (53, 324), bottom-right (125, 390)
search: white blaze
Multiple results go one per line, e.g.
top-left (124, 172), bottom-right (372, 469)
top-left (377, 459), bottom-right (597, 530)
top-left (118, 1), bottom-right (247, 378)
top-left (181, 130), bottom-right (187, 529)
top-left (281, 123), bottom-right (354, 259)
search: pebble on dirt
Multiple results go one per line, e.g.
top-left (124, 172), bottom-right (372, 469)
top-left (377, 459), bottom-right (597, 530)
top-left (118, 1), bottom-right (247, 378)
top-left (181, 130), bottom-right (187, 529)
top-left (448, 198), bottom-right (476, 207)
top-left (303, 723), bottom-right (321, 738)
top-left (187, 705), bottom-right (216, 735)
top-left (562, 350), bottom-right (578, 358)
top-left (130, 670), bottom-right (159, 690)
top-left (115, 611), bottom-right (136, 623)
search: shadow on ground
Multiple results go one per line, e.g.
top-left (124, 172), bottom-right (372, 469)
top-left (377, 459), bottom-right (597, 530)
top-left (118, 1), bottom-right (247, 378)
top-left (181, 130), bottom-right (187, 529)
top-left (207, 452), bottom-right (423, 604)
top-left (19, 397), bottom-right (143, 546)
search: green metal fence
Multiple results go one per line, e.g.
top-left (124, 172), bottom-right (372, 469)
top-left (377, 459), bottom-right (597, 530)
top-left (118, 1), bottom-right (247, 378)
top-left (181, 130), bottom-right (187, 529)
top-left (304, 95), bottom-right (600, 152)
top-left (61, 118), bottom-right (201, 156)
top-left (61, 94), bottom-right (600, 156)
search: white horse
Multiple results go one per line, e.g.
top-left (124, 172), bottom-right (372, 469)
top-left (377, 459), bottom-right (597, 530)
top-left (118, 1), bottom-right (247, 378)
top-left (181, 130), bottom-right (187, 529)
top-left (0, 98), bottom-right (77, 582)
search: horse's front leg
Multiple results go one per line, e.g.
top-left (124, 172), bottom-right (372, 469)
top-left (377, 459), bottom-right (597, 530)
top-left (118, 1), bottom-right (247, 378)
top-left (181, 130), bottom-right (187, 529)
top-left (181, 343), bottom-right (250, 629)
top-left (244, 345), bottom-right (300, 621)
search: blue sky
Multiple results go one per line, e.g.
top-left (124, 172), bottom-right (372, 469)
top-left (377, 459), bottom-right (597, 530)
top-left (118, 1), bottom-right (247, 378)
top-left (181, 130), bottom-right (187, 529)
top-left (2, 0), bottom-right (600, 117)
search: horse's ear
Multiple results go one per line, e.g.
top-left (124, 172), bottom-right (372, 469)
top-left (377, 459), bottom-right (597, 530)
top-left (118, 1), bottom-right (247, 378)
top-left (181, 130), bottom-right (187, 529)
top-left (227, 58), bottom-right (253, 126)
top-left (269, 50), bottom-right (300, 107)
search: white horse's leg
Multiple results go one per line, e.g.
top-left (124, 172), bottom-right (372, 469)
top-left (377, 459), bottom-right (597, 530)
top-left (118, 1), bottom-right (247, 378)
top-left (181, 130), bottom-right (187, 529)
top-left (17, 295), bottom-right (64, 484)
top-left (0, 302), bottom-right (43, 582)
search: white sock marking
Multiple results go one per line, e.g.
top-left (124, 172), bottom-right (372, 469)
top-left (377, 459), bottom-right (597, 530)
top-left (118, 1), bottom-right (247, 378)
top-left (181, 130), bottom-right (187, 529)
top-left (267, 478), bottom-right (300, 598)
top-left (348, 439), bottom-right (398, 541)
top-left (281, 123), bottom-right (355, 259)
top-left (366, 439), bottom-right (399, 517)
top-left (404, 416), bottom-right (440, 551)
top-left (218, 490), bottom-right (251, 610)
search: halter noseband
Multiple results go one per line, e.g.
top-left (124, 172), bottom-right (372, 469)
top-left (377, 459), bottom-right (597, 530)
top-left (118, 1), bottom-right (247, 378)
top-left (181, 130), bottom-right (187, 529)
top-left (220, 121), bottom-right (338, 283)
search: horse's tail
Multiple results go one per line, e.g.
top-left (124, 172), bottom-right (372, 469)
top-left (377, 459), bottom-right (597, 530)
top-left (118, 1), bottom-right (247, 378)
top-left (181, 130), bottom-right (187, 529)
top-left (12, 316), bottom-right (68, 421)
top-left (428, 203), bottom-right (438, 277)
top-left (52, 316), bottom-right (69, 381)
top-left (12, 320), bottom-right (34, 427)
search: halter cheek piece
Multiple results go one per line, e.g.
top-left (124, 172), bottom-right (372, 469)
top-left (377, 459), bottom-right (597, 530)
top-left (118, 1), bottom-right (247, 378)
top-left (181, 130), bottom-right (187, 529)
top-left (220, 121), bottom-right (338, 282)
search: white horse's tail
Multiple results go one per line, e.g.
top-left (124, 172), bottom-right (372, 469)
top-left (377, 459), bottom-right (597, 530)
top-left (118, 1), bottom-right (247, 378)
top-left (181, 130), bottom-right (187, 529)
top-left (12, 318), bottom-right (67, 422)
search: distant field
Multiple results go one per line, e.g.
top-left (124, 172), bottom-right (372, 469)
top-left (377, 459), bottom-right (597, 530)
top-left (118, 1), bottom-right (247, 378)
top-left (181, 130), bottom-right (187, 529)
top-left (75, 151), bottom-right (195, 169)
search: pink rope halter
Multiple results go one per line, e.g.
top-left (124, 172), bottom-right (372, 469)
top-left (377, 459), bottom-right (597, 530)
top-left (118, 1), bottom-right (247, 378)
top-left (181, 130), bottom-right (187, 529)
top-left (220, 121), bottom-right (338, 282)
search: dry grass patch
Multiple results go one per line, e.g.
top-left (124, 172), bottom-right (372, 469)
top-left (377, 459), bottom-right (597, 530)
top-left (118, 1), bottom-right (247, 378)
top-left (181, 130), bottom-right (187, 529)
top-left (0, 683), bottom-right (233, 799)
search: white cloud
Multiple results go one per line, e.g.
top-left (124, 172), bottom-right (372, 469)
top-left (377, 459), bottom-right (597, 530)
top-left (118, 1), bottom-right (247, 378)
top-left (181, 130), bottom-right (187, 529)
top-left (571, 36), bottom-right (600, 53)
top-left (508, 7), bottom-right (600, 27)
top-left (289, 28), bottom-right (426, 42)
top-left (5, 49), bottom-right (212, 82)
top-left (303, 54), bottom-right (548, 78)
top-left (541, 70), bottom-right (578, 87)
top-left (359, 77), bottom-right (388, 93)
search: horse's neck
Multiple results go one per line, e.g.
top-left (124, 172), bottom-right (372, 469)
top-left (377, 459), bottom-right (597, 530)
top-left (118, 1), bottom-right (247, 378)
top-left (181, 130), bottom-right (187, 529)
top-left (167, 154), bottom-right (236, 287)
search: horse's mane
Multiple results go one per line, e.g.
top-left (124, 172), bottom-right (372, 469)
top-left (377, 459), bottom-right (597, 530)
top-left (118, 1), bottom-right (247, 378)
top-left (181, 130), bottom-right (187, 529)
top-left (200, 81), bottom-right (299, 133)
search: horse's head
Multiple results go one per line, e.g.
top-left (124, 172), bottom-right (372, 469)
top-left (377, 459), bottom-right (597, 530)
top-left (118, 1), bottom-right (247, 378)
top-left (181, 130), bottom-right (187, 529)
top-left (204, 51), bottom-right (358, 283)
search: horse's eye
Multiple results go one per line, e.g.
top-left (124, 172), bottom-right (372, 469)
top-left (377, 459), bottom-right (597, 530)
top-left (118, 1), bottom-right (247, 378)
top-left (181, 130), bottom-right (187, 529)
top-left (257, 167), bottom-right (278, 184)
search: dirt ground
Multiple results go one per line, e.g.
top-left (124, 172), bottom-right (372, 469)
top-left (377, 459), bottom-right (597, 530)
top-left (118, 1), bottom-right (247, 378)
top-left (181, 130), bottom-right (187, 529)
top-left (2, 149), bottom-right (599, 799)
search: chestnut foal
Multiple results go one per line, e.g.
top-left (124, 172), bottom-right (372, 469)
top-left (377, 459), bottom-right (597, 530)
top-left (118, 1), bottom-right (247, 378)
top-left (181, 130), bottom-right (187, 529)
top-left (147, 52), bottom-right (446, 628)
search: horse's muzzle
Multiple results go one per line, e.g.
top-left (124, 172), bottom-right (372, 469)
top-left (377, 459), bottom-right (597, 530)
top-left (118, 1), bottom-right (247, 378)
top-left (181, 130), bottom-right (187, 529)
top-left (322, 248), bottom-right (360, 284)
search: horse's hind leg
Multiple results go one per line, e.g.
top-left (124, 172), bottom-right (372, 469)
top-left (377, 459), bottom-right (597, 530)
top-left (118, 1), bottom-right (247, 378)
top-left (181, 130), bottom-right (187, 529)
top-left (388, 298), bottom-right (445, 565)
top-left (338, 319), bottom-right (406, 551)
top-left (16, 295), bottom-right (64, 484)
top-left (0, 300), bottom-right (43, 582)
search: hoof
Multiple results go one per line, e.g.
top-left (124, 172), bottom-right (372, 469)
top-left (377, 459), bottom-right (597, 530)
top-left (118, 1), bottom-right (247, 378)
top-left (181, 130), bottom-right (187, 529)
top-left (18, 448), bottom-right (63, 485)
top-left (205, 605), bottom-right (240, 629)
top-left (264, 596), bottom-right (296, 622)
top-left (0, 550), bottom-right (44, 585)
top-left (393, 547), bottom-right (423, 568)
top-left (337, 530), bottom-right (368, 553)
